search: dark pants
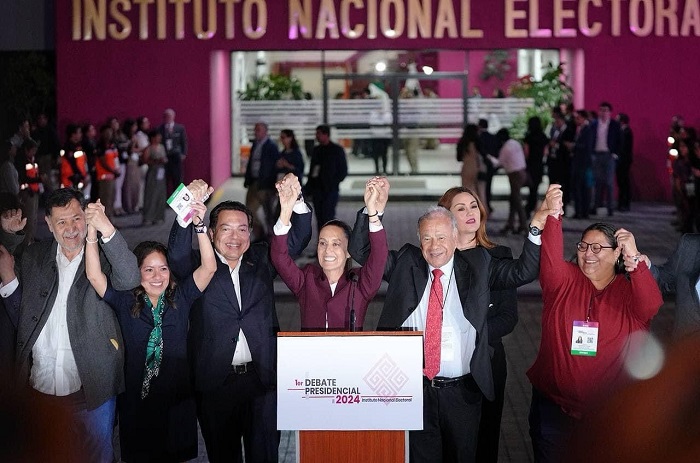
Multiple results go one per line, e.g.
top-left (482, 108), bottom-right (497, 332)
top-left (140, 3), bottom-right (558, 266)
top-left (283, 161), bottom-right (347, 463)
top-left (197, 369), bottom-right (279, 463)
top-left (528, 387), bottom-right (578, 463)
top-left (571, 166), bottom-right (591, 218)
top-left (476, 343), bottom-right (507, 463)
top-left (166, 153), bottom-right (183, 194)
top-left (616, 162), bottom-right (632, 210)
top-left (506, 170), bottom-right (528, 230)
top-left (410, 375), bottom-right (482, 463)
top-left (370, 138), bottom-right (390, 174)
top-left (593, 151), bottom-right (615, 214)
top-left (312, 189), bottom-right (340, 233)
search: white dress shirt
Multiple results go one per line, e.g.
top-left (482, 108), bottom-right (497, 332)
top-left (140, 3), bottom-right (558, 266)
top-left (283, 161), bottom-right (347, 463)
top-left (402, 256), bottom-right (477, 378)
top-left (214, 252), bottom-right (253, 366)
top-left (595, 119), bottom-right (610, 152)
top-left (31, 247), bottom-right (84, 395)
top-left (496, 139), bottom-right (527, 173)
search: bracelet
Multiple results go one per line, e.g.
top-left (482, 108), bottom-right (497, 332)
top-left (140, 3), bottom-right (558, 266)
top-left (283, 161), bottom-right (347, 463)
top-left (632, 253), bottom-right (642, 263)
top-left (86, 237), bottom-right (99, 244)
top-left (369, 219), bottom-right (381, 224)
top-left (367, 212), bottom-right (379, 217)
top-left (194, 224), bottom-right (207, 234)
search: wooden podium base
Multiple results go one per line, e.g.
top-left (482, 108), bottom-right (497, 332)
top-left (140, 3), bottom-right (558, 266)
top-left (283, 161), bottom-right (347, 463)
top-left (299, 430), bottom-right (405, 463)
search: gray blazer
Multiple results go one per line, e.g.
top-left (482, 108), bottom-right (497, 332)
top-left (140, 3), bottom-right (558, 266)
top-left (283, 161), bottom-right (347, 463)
top-left (4, 232), bottom-right (140, 410)
top-left (651, 234), bottom-right (700, 339)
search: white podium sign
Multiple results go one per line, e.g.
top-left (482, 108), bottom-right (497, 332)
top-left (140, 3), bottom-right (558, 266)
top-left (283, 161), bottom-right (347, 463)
top-left (277, 333), bottom-right (423, 431)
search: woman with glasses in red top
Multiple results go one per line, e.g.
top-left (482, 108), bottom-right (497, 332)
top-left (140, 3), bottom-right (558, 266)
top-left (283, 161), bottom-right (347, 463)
top-left (527, 189), bottom-right (663, 462)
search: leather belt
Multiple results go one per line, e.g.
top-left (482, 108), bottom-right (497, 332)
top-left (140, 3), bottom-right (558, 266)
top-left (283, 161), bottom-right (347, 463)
top-left (425, 374), bottom-right (471, 389)
top-left (230, 362), bottom-right (254, 375)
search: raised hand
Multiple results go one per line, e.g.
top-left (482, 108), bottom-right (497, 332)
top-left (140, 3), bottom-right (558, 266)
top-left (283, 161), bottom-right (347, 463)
top-left (364, 179), bottom-right (380, 215)
top-left (1, 209), bottom-right (27, 234)
top-left (187, 179), bottom-right (214, 202)
top-left (615, 228), bottom-right (642, 272)
top-left (190, 200), bottom-right (208, 226)
top-left (532, 184), bottom-right (563, 229)
top-left (85, 199), bottom-right (115, 238)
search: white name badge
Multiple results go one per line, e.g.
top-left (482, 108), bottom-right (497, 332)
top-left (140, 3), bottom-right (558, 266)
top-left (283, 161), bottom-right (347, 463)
top-left (441, 326), bottom-right (456, 362)
top-left (167, 183), bottom-right (198, 225)
top-left (571, 321), bottom-right (599, 356)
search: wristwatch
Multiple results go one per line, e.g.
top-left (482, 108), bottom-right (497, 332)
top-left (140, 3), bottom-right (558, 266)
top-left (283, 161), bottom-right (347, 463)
top-left (194, 223), bottom-right (207, 234)
top-left (528, 224), bottom-right (543, 236)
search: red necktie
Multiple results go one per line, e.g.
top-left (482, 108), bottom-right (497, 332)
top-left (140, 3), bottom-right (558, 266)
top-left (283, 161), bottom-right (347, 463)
top-left (424, 268), bottom-right (444, 379)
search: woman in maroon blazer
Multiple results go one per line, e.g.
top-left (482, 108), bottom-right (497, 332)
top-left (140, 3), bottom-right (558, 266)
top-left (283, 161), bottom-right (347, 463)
top-left (271, 177), bottom-right (388, 330)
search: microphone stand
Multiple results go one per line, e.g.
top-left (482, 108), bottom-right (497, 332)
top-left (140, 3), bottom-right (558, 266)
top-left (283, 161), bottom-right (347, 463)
top-left (349, 271), bottom-right (359, 332)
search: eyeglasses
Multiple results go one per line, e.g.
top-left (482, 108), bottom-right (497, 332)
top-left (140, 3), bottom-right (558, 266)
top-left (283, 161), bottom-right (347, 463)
top-left (576, 241), bottom-right (614, 254)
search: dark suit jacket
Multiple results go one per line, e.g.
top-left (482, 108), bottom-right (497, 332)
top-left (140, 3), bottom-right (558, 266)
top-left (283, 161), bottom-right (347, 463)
top-left (619, 125), bottom-right (633, 167)
top-left (158, 123), bottom-right (188, 157)
top-left (0, 231), bottom-right (26, 387)
top-left (348, 210), bottom-right (540, 400)
top-left (591, 118), bottom-right (622, 155)
top-left (244, 138), bottom-right (280, 190)
top-left (572, 124), bottom-right (594, 170)
top-left (167, 209), bottom-right (312, 392)
top-left (4, 232), bottom-right (140, 410)
top-left (651, 234), bottom-right (700, 338)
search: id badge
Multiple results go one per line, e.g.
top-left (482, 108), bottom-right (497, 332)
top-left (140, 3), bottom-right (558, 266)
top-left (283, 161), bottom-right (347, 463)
top-left (571, 321), bottom-right (599, 356)
top-left (441, 326), bottom-right (456, 362)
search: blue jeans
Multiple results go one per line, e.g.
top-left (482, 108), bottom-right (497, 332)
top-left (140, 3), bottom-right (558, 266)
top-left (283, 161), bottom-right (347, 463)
top-left (34, 389), bottom-right (116, 463)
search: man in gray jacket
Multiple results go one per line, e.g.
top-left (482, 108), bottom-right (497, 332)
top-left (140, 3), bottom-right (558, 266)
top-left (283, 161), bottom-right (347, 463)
top-left (0, 188), bottom-right (139, 462)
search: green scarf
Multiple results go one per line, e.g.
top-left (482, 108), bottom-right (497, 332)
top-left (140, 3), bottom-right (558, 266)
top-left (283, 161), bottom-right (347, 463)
top-left (142, 292), bottom-right (165, 399)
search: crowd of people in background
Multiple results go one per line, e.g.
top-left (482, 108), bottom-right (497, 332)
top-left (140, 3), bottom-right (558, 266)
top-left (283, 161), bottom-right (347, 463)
top-left (669, 115), bottom-right (700, 233)
top-left (457, 101), bottom-right (636, 233)
top-left (1, 109), bottom-right (188, 234)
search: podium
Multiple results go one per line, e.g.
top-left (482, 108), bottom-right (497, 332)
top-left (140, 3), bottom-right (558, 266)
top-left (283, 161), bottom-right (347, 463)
top-left (277, 331), bottom-right (424, 463)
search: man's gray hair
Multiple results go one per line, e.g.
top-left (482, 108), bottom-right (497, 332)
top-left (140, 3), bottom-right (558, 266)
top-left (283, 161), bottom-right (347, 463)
top-left (416, 206), bottom-right (458, 237)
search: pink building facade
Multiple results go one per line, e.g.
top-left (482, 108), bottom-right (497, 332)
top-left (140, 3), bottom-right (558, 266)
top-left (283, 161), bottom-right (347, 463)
top-left (56, 0), bottom-right (700, 200)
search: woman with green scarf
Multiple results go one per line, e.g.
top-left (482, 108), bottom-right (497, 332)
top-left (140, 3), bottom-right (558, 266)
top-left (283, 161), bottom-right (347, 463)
top-left (85, 195), bottom-right (216, 462)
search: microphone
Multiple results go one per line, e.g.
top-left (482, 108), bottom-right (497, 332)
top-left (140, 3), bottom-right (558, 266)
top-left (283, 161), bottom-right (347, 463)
top-left (349, 271), bottom-right (359, 332)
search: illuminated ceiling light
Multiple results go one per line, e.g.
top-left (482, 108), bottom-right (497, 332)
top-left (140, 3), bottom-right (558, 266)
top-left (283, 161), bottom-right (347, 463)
top-left (375, 61), bottom-right (387, 73)
top-left (669, 148), bottom-right (678, 157)
top-left (667, 136), bottom-right (675, 144)
top-left (422, 66), bottom-right (434, 75)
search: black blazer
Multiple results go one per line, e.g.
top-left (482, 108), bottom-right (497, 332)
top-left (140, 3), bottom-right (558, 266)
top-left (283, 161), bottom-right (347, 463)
top-left (651, 234), bottom-right (700, 339)
top-left (167, 209), bottom-right (312, 392)
top-left (590, 118), bottom-right (622, 155)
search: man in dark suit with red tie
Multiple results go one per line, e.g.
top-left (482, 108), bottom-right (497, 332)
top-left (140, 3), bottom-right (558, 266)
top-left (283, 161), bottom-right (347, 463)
top-left (349, 186), bottom-right (546, 462)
